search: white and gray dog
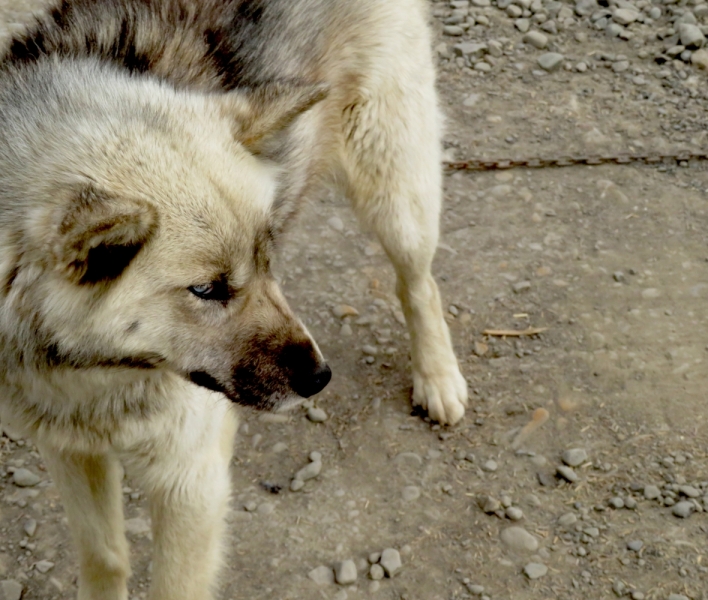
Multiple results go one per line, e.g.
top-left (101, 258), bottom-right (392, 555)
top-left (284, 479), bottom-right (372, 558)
top-left (0, 1), bottom-right (467, 597)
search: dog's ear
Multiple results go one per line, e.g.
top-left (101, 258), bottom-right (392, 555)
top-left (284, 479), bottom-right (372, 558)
top-left (54, 184), bottom-right (157, 284)
top-left (219, 80), bottom-right (329, 153)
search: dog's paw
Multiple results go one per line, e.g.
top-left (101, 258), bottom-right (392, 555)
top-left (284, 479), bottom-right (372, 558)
top-left (412, 366), bottom-right (468, 425)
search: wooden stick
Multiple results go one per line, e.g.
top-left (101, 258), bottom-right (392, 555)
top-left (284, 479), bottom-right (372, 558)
top-left (483, 327), bottom-right (548, 337)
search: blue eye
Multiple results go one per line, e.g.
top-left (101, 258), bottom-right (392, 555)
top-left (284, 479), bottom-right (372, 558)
top-left (188, 277), bottom-right (233, 302)
top-left (190, 283), bottom-right (214, 297)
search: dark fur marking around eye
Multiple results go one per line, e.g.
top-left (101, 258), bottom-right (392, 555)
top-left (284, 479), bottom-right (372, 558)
top-left (80, 243), bottom-right (142, 284)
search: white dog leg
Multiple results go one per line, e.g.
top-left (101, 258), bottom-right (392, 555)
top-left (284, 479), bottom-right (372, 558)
top-left (37, 447), bottom-right (130, 600)
top-left (341, 58), bottom-right (468, 424)
top-left (121, 391), bottom-right (238, 600)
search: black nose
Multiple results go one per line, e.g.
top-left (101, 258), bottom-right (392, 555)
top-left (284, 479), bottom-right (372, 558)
top-left (291, 363), bottom-right (331, 398)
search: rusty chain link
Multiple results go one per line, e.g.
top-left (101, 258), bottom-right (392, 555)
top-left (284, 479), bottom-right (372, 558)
top-left (444, 151), bottom-right (708, 172)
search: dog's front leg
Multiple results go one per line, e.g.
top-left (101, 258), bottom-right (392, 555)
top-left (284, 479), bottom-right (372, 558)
top-left (37, 446), bottom-right (130, 600)
top-left (122, 390), bottom-right (238, 600)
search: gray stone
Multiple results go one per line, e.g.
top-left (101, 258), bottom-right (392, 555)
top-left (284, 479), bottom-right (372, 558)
top-left (627, 540), bottom-right (644, 552)
top-left (512, 281), bottom-right (531, 293)
top-left (482, 459), bottom-right (498, 472)
top-left (668, 596), bottom-right (689, 600)
top-left (506, 507), bottom-right (524, 521)
top-left (327, 216), bottom-right (344, 231)
top-left (679, 23), bottom-right (705, 49)
top-left (453, 42), bottom-right (488, 58)
top-left (334, 560), bottom-right (357, 585)
top-left (537, 53), bottom-right (564, 71)
top-left (523, 563), bottom-right (548, 579)
top-left (35, 561), bottom-right (54, 574)
top-left (515, 18), bottom-right (531, 32)
top-left (691, 50), bottom-right (708, 69)
top-left (644, 485), bottom-right (661, 500)
top-left (558, 512), bottom-right (577, 527)
top-left (609, 497), bottom-right (625, 509)
top-left (308, 565), bottom-right (334, 585)
top-left (672, 501), bottom-right (694, 518)
top-left (369, 564), bottom-right (384, 580)
top-left (678, 485), bottom-right (700, 498)
top-left (23, 519), bottom-right (37, 537)
top-left (500, 527), bottom-right (539, 552)
top-left (295, 460), bottom-right (322, 482)
top-left (443, 25), bottom-right (465, 36)
top-left (0, 580), bottom-right (23, 600)
top-left (575, 0), bottom-right (598, 16)
top-left (12, 468), bottom-right (41, 487)
top-left (523, 31), bottom-right (549, 49)
top-left (402, 486), bottom-right (421, 502)
top-left (557, 465), bottom-right (579, 483)
top-left (468, 584), bottom-right (485, 595)
top-left (561, 448), bottom-right (587, 467)
top-left (306, 407), bottom-right (328, 423)
top-left (368, 552), bottom-right (381, 564)
top-left (478, 495), bottom-right (501, 513)
top-left (290, 479), bottom-right (304, 492)
top-left (380, 548), bottom-right (402, 577)
top-left (613, 8), bottom-right (639, 24)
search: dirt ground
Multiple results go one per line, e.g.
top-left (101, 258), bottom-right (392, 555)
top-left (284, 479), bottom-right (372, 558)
top-left (1, 1), bottom-right (708, 599)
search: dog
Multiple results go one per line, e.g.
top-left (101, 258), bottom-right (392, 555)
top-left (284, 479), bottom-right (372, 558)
top-left (0, 1), bottom-right (468, 598)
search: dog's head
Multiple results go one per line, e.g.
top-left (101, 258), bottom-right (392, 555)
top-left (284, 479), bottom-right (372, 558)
top-left (1, 63), bottom-right (331, 410)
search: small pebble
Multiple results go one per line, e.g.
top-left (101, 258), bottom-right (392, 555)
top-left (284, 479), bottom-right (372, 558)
top-left (500, 526), bottom-right (539, 552)
top-left (523, 562), bottom-right (548, 579)
top-left (334, 560), bottom-right (358, 585)
top-left (0, 581), bottom-right (23, 600)
top-left (482, 459), bottom-right (498, 472)
top-left (380, 548), bottom-right (402, 577)
top-left (402, 486), bottom-right (421, 502)
top-left (643, 485), bottom-right (661, 500)
top-left (537, 52), bottom-right (565, 71)
top-left (369, 564), bottom-right (384, 580)
top-left (672, 501), bottom-right (694, 518)
top-left (12, 468), bottom-right (41, 487)
top-left (478, 495), bottom-right (501, 513)
top-left (609, 497), bottom-right (625, 509)
top-left (558, 512), bottom-right (577, 527)
top-left (307, 407), bottom-right (328, 423)
top-left (35, 560), bottom-right (55, 574)
top-left (627, 540), bottom-right (644, 552)
top-left (308, 566), bottom-right (334, 585)
top-left (557, 465), bottom-right (579, 483)
top-left (23, 519), bottom-right (37, 537)
top-left (561, 448), bottom-right (587, 467)
top-left (506, 507), bottom-right (524, 520)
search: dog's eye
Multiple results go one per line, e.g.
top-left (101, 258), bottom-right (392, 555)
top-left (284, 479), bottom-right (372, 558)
top-left (188, 280), bottom-right (230, 302)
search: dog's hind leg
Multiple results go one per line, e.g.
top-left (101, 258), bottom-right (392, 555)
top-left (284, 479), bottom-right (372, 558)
top-left (37, 447), bottom-right (130, 600)
top-left (121, 389), bottom-right (238, 600)
top-left (337, 16), bottom-right (467, 425)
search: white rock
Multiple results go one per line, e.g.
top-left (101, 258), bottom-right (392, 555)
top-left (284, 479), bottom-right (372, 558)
top-left (523, 31), bottom-right (549, 49)
top-left (334, 560), bottom-right (357, 585)
top-left (308, 565), bottom-right (334, 585)
top-left (380, 548), bottom-right (402, 577)
top-left (612, 8), bottom-right (639, 24)
top-left (500, 527), bottom-right (539, 552)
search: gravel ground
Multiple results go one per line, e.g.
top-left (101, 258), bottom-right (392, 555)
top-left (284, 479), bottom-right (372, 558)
top-left (2, 1), bottom-right (708, 599)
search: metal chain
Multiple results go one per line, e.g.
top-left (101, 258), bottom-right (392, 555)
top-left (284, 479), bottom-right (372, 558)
top-left (444, 151), bottom-right (708, 172)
